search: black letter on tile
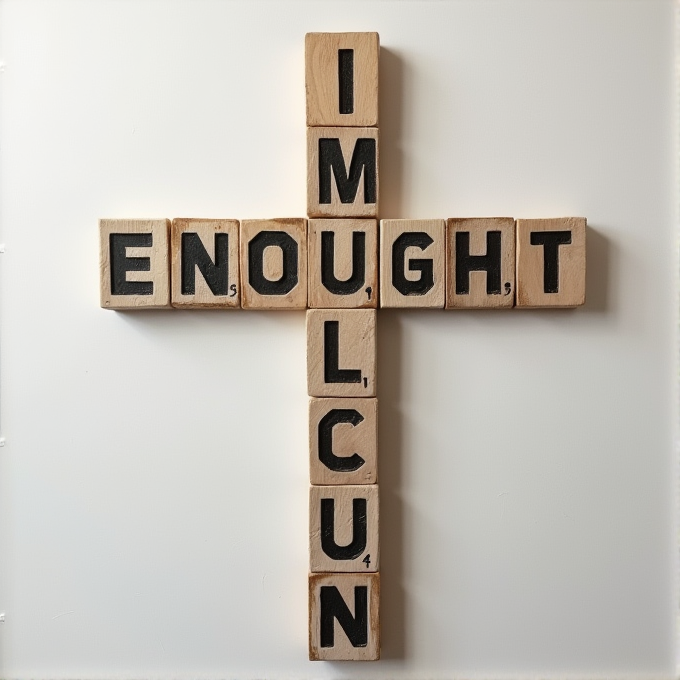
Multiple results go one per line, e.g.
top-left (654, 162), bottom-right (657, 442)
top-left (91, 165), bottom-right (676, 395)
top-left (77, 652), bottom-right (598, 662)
top-left (321, 231), bottom-right (365, 295)
top-left (319, 138), bottom-right (376, 205)
top-left (320, 497), bottom-right (367, 560)
top-left (320, 586), bottom-right (368, 648)
top-left (392, 232), bottom-right (434, 295)
top-left (338, 49), bottom-right (354, 115)
top-left (324, 321), bottom-right (362, 384)
top-left (455, 231), bottom-right (502, 295)
top-left (319, 409), bottom-right (365, 472)
top-left (181, 232), bottom-right (230, 295)
top-left (530, 231), bottom-right (572, 293)
top-left (248, 231), bottom-right (298, 295)
top-left (110, 233), bottom-right (153, 295)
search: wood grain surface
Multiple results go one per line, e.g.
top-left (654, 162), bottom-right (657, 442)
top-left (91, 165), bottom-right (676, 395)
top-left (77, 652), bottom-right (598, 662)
top-left (240, 218), bottom-right (308, 309)
top-left (309, 484), bottom-right (379, 573)
top-left (171, 218), bottom-right (240, 309)
top-left (446, 217), bottom-right (515, 309)
top-left (516, 217), bottom-right (586, 308)
top-left (380, 219), bottom-right (445, 308)
top-left (307, 127), bottom-right (379, 218)
top-left (309, 572), bottom-right (380, 661)
top-left (309, 397), bottom-right (378, 485)
top-left (99, 218), bottom-right (171, 310)
top-left (307, 309), bottom-right (376, 397)
top-left (308, 218), bottom-right (378, 309)
top-left (305, 32), bottom-right (379, 127)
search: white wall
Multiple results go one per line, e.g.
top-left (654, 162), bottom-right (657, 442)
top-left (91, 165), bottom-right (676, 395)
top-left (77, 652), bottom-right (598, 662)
top-left (0, 1), bottom-right (676, 677)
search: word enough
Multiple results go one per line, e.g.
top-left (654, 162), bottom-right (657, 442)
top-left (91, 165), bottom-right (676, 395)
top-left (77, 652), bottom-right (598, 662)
top-left (99, 215), bottom-right (586, 311)
top-left (98, 31), bottom-right (587, 662)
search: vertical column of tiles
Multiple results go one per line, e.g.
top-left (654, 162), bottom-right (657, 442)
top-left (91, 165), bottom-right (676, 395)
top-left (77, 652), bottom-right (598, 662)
top-left (306, 32), bottom-right (380, 661)
top-left (306, 32), bottom-right (380, 219)
top-left (306, 309), bottom-right (379, 660)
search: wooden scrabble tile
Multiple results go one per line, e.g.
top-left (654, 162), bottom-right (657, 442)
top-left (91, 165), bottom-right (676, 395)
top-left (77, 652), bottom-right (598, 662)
top-left (309, 398), bottom-right (377, 485)
top-left (308, 219), bottom-right (378, 309)
top-left (240, 218), bottom-right (307, 309)
top-left (307, 127), bottom-right (379, 219)
top-left (99, 219), bottom-right (170, 309)
top-left (446, 217), bottom-right (516, 309)
top-left (516, 217), bottom-right (586, 308)
top-left (309, 484), bottom-right (379, 573)
top-left (309, 572), bottom-right (380, 661)
top-left (170, 218), bottom-right (240, 309)
top-left (379, 219), bottom-right (445, 308)
top-left (305, 32), bottom-right (379, 128)
top-left (307, 309), bottom-right (376, 397)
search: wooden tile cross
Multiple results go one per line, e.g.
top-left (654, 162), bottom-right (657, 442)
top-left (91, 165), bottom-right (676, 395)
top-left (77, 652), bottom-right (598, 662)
top-left (98, 32), bottom-right (587, 662)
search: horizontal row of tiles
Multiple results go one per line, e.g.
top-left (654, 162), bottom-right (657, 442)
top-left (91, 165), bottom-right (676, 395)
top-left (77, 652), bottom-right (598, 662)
top-left (100, 216), bottom-right (586, 311)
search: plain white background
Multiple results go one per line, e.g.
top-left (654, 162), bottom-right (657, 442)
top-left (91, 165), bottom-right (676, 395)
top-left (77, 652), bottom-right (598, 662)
top-left (0, 1), bottom-right (677, 678)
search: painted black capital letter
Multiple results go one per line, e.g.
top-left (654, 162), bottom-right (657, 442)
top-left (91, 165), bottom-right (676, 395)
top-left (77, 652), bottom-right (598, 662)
top-left (248, 231), bottom-right (298, 295)
top-left (319, 409), bottom-right (365, 472)
top-left (110, 233), bottom-right (153, 295)
top-left (320, 498), bottom-right (367, 560)
top-left (530, 231), bottom-right (572, 293)
top-left (324, 321), bottom-right (362, 384)
top-left (320, 586), bottom-right (368, 648)
top-left (338, 49), bottom-right (354, 115)
top-left (318, 138), bottom-right (377, 205)
top-left (321, 231), bottom-right (366, 295)
top-left (455, 231), bottom-right (502, 294)
top-left (392, 232), bottom-right (434, 295)
top-left (181, 232), bottom-right (230, 295)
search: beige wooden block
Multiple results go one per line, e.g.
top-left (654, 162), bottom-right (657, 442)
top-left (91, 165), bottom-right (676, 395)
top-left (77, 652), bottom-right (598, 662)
top-left (310, 398), bottom-right (377, 485)
top-left (170, 218), bottom-right (240, 309)
top-left (309, 572), bottom-right (380, 661)
top-left (516, 217), bottom-right (586, 308)
top-left (239, 218), bottom-right (307, 309)
top-left (379, 219), bottom-right (445, 308)
top-left (307, 309), bottom-right (376, 397)
top-left (305, 32), bottom-right (379, 128)
top-left (307, 127), bottom-right (379, 219)
top-left (310, 484), bottom-right (379, 573)
top-left (308, 219), bottom-right (378, 309)
top-left (446, 217), bottom-right (516, 309)
top-left (100, 219), bottom-right (170, 309)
